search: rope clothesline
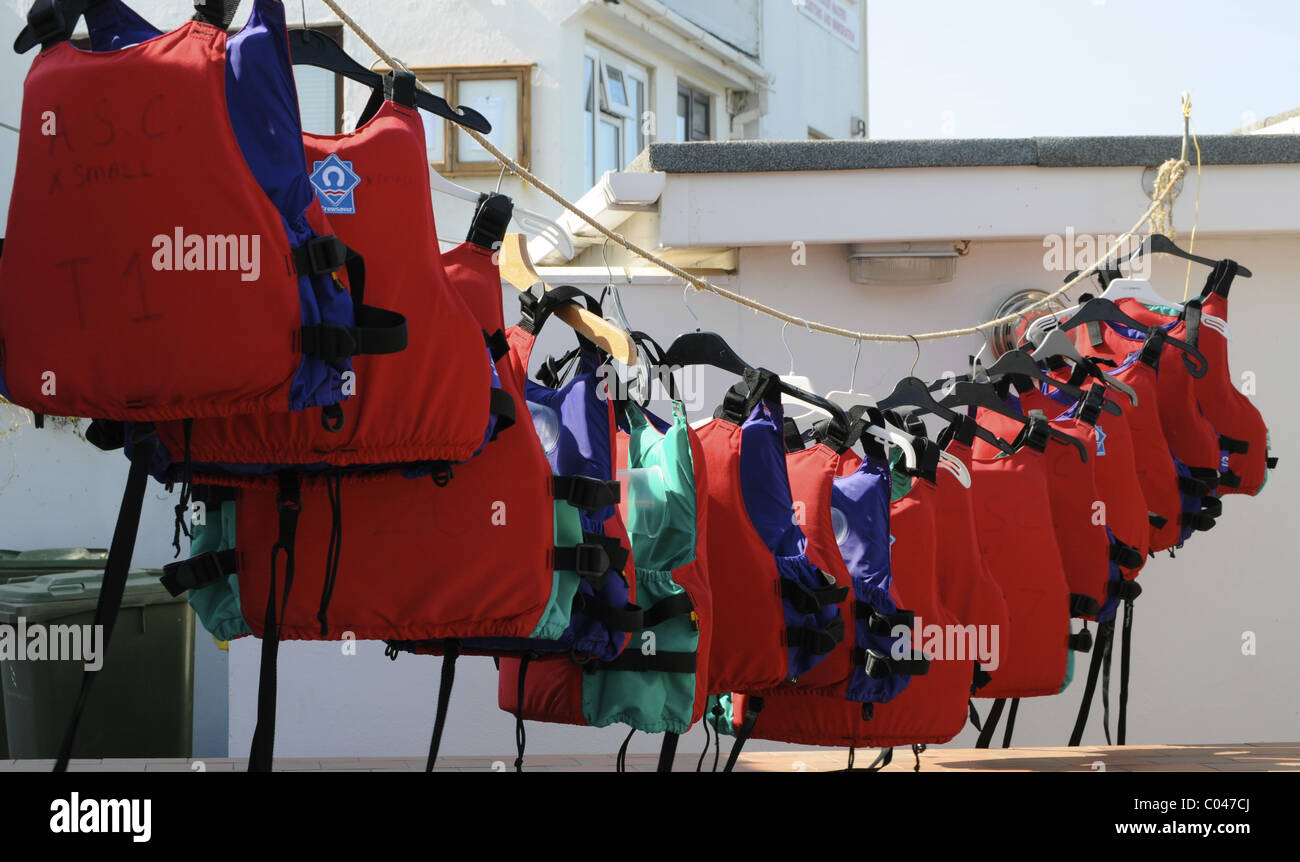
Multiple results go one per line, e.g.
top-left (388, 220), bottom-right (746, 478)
top-left (319, 0), bottom-right (1191, 345)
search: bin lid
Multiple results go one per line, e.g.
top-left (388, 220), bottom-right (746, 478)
top-left (0, 548), bottom-right (109, 571)
top-left (0, 569), bottom-right (177, 624)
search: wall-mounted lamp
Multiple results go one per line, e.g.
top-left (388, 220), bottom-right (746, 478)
top-left (848, 242), bottom-right (960, 285)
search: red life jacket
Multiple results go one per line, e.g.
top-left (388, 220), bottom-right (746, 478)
top-left (1072, 314), bottom-right (1222, 503)
top-left (1018, 383), bottom-right (1150, 578)
top-left (1117, 261), bottom-right (1273, 495)
top-left (696, 370), bottom-right (846, 695)
top-left (151, 97), bottom-right (493, 476)
top-left (740, 451), bottom-right (967, 748)
top-left (0, 9), bottom-right (395, 421)
top-left (932, 416), bottom-right (1011, 694)
top-left (969, 418), bottom-right (1072, 698)
top-left (974, 405), bottom-right (1109, 616)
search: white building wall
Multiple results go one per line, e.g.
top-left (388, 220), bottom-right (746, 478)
top-left (759, 0), bottom-right (866, 139)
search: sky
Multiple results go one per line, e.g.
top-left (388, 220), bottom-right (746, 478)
top-left (867, 0), bottom-right (1300, 138)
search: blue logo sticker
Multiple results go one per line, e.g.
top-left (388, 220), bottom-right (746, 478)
top-left (1095, 424), bottom-right (1107, 456)
top-left (309, 153), bottom-right (361, 215)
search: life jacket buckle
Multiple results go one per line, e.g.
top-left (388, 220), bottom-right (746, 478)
top-left (292, 235), bottom-right (349, 276)
top-left (1068, 628), bottom-right (1094, 653)
top-left (160, 550), bottom-right (229, 597)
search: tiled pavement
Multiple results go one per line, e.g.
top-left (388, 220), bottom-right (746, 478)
top-left (2, 742), bottom-right (1296, 772)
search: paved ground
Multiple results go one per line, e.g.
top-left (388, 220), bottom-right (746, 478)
top-left (2, 742), bottom-right (1296, 772)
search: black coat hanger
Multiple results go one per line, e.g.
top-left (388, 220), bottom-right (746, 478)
top-left (1060, 297), bottom-right (1208, 378)
top-left (658, 331), bottom-right (850, 428)
top-left (980, 348), bottom-right (1120, 416)
top-left (877, 377), bottom-right (1014, 454)
top-left (288, 28), bottom-right (492, 133)
top-left (939, 381), bottom-right (1088, 462)
top-left (1130, 234), bottom-right (1252, 278)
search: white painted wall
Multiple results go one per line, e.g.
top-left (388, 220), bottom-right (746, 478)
top-left (760, 0), bottom-right (866, 139)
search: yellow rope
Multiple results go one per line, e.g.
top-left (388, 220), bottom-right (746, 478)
top-left (1183, 119), bottom-right (1204, 302)
top-left (318, 0), bottom-right (1190, 344)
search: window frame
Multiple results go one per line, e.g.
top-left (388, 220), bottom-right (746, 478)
top-left (409, 63), bottom-right (533, 176)
top-left (584, 42), bottom-right (649, 188)
top-left (676, 81), bottom-right (713, 142)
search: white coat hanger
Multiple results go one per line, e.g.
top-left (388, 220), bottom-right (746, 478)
top-left (824, 338), bottom-right (918, 469)
top-left (429, 166), bottom-right (574, 259)
top-left (779, 320), bottom-right (830, 424)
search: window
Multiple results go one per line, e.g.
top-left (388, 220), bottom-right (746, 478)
top-left (676, 83), bottom-right (711, 142)
top-left (411, 65), bottom-right (532, 175)
top-left (584, 45), bottom-right (648, 188)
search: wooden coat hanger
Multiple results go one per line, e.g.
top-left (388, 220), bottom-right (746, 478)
top-left (497, 234), bottom-right (638, 365)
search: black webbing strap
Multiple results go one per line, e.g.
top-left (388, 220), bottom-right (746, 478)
top-left (1148, 511), bottom-right (1169, 530)
top-left (718, 368), bottom-right (779, 425)
top-left (1109, 579), bottom-right (1143, 601)
top-left (782, 417), bottom-right (806, 453)
top-left (513, 653), bottom-right (533, 772)
top-left (424, 641), bottom-right (460, 772)
top-left (1180, 473), bottom-right (1206, 499)
top-left (248, 474), bottom-right (301, 772)
top-left (781, 578), bottom-right (849, 616)
top-left (485, 329), bottom-right (510, 362)
top-left (598, 650), bottom-right (697, 673)
top-left (1182, 297), bottom-right (1202, 349)
top-left (1219, 470), bottom-right (1243, 490)
top-left (536, 347), bottom-right (580, 388)
top-left (786, 616), bottom-right (845, 657)
top-left (1001, 698), bottom-right (1020, 748)
top-left (657, 732), bottom-right (679, 773)
top-left (722, 696), bottom-right (765, 773)
top-left (975, 698), bottom-right (1006, 749)
top-left (1188, 466), bottom-right (1220, 496)
top-left (1077, 385), bottom-right (1109, 426)
top-left (551, 475), bottom-right (621, 511)
top-left (1109, 541), bottom-right (1144, 570)
top-left (1138, 325), bottom-right (1167, 369)
top-left (853, 646), bottom-right (930, 678)
top-left (1068, 617), bottom-right (1113, 746)
top-left (1069, 592), bottom-right (1101, 619)
top-left (160, 548), bottom-right (236, 597)
top-left (517, 284), bottom-right (601, 336)
top-left (169, 419), bottom-right (194, 557)
top-left (1117, 597), bottom-right (1135, 746)
top-left (1267, 456), bottom-right (1279, 469)
top-left (488, 387), bottom-right (516, 439)
top-left (573, 591), bottom-right (644, 634)
top-left (1218, 435), bottom-right (1250, 455)
top-left (1201, 258), bottom-right (1237, 300)
top-left (856, 601), bottom-right (915, 637)
top-left (1068, 625), bottom-right (1094, 653)
top-left (968, 699), bottom-right (983, 731)
top-left (615, 727), bottom-right (636, 773)
top-left (86, 419), bottom-right (126, 451)
top-left (1100, 611), bottom-right (1117, 745)
top-left (1181, 511), bottom-right (1216, 532)
top-left (467, 192), bottom-right (514, 251)
top-left (1199, 496), bottom-right (1223, 519)
top-left (641, 592), bottom-right (696, 629)
top-left (315, 474), bottom-right (343, 637)
top-left (971, 663), bottom-right (992, 694)
top-left (192, 0), bottom-right (239, 27)
top-left (53, 422), bottom-right (157, 772)
top-left (296, 242), bottom-right (408, 360)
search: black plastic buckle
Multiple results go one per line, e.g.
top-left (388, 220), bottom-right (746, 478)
top-left (1069, 592), bottom-right (1101, 619)
top-left (1108, 580), bottom-right (1143, 601)
top-left (571, 543), bottom-right (611, 579)
top-left (160, 551), bottom-right (227, 597)
top-left (1068, 628), bottom-right (1093, 653)
top-left (292, 235), bottom-right (348, 276)
top-left (859, 602), bottom-right (915, 637)
top-left (553, 476), bottom-right (620, 511)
